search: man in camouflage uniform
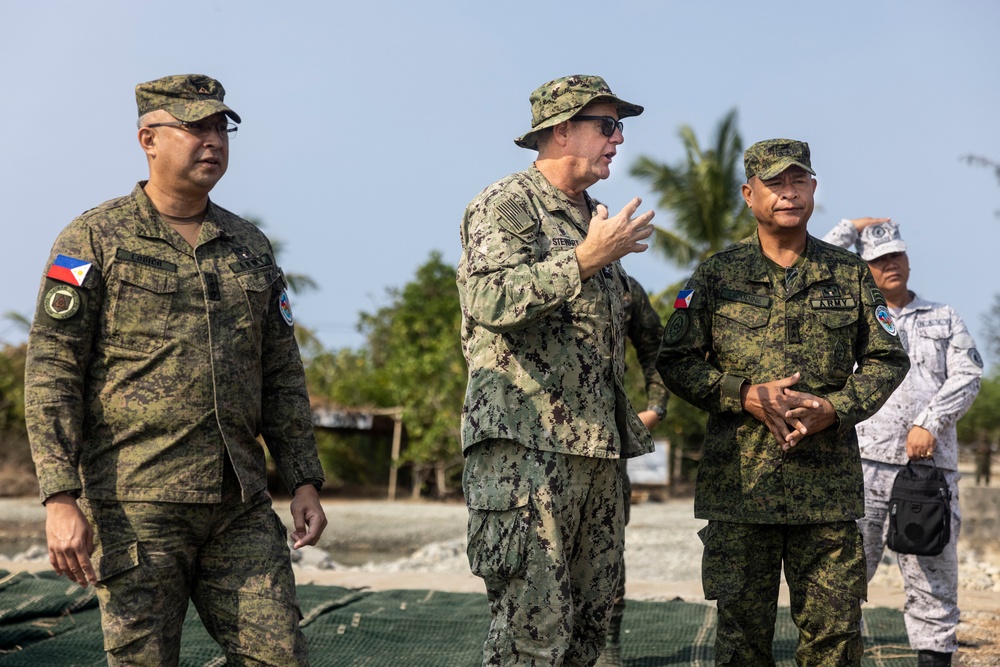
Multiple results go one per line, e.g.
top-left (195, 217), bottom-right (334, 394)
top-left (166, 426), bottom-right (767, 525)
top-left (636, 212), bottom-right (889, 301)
top-left (457, 74), bottom-right (655, 666)
top-left (24, 74), bottom-right (327, 666)
top-left (656, 139), bottom-right (910, 666)
top-left (597, 275), bottom-right (668, 667)
top-left (823, 217), bottom-right (983, 667)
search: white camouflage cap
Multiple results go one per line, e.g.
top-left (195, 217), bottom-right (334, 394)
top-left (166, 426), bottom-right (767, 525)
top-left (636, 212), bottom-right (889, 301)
top-left (857, 221), bottom-right (907, 261)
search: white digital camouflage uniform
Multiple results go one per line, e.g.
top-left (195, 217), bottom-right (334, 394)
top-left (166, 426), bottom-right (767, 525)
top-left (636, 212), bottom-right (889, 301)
top-left (824, 219), bottom-right (983, 655)
top-left (457, 163), bottom-right (653, 666)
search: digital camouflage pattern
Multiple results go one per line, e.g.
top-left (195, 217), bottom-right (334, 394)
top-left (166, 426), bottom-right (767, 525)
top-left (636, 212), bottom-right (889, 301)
top-left (743, 138), bottom-right (816, 182)
top-left (457, 165), bottom-right (653, 461)
top-left (135, 73), bottom-right (242, 123)
top-left (81, 472), bottom-right (307, 664)
top-left (824, 216), bottom-right (982, 656)
top-left (623, 276), bottom-right (668, 415)
top-left (458, 162), bottom-right (650, 666)
top-left (599, 276), bottom-right (668, 667)
top-left (464, 438), bottom-right (624, 666)
top-left (656, 231), bottom-right (909, 524)
top-left (25, 183), bottom-right (325, 503)
top-left (860, 461), bottom-right (962, 654)
top-left (699, 520), bottom-right (867, 666)
top-left (514, 75), bottom-right (643, 150)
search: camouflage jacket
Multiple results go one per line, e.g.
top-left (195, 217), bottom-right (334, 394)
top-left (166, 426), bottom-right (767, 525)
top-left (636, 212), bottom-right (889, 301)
top-left (25, 183), bottom-right (324, 503)
top-left (623, 276), bottom-right (668, 413)
top-left (656, 232), bottom-right (909, 523)
top-left (456, 165), bottom-right (653, 459)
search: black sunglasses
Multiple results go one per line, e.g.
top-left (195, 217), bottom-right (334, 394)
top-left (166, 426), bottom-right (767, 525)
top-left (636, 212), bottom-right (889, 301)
top-left (569, 115), bottom-right (623, 138)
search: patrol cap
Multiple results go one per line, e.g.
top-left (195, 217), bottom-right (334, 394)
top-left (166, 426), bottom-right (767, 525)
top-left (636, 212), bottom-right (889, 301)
top-left (744, 138), bottom-right (815, 181)
top-left (135, 74), bottom-right (241, 124)
top-left (856, 220), bottom-right (907, 261)
top-left (514, 74), bottom-right (643, 151)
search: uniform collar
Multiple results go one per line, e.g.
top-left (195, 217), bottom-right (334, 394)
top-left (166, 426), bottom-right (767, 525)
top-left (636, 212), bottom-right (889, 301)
top-left (746, 231), bottom-right (832, 295)
top-left (130, 181), bottom-right (227, 245)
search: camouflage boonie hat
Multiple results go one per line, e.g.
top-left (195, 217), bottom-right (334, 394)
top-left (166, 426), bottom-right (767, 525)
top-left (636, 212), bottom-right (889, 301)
top-left (135, 74), bottom-right (241, 124)
top-left (514, 74), bottom-right (643, 151)
top-left (744, 138), bottom-right (815, 181)
top-left (856, 220), bottom-right (907, 261)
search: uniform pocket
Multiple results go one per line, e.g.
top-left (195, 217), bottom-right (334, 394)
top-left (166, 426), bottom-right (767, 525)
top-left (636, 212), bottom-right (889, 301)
top-left (107, 263), bottom-right (178, 353)
top-left (713, 302), bottom-right (769, 371)
top-left (814, 309), bottom-right (860, 380)
top-left (465, 477), bottom-right (532, 583)
top-left (236, 267), bottom-right (280, 327)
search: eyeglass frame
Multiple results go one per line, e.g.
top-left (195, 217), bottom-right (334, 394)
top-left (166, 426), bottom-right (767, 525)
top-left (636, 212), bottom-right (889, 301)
top-left (568, 115), bottom-right (623, 138)
top-left (144, 120), bottom-right (238, 139)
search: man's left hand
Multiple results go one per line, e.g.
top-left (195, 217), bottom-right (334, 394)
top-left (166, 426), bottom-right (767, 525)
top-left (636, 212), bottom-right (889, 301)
top-left (289, 484), bottom-right (328, 549)
top-left (782, 389), bottom-right (837, 450)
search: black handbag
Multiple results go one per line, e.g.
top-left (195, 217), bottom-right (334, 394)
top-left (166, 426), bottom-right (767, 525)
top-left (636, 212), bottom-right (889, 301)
top-left (887, 461), bottom-right (951, 556)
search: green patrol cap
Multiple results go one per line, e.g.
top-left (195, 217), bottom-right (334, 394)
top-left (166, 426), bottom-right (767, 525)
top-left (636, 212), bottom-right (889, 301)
top-left (744, 138), bottom-right (815, 181)
top-left (514, 74), bottom-right (643, 151)
top-left (135, 74), bottom-right (241, 124)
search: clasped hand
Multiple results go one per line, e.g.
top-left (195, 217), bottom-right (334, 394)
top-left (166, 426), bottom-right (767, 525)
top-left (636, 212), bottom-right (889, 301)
top-left (740, 372), bottom-right (837, 450)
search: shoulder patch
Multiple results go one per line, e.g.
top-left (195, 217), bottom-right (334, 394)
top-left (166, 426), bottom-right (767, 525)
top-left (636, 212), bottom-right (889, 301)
top-left (278, 288), bottom-right (294, 326)
top-left (969, 348), bottom-right (984, 368)
top-left (867, 287), bottom-right (887, 306)
top-left (663, 310), bottom-right (690, 344)
top-left (875, 305), bottom-right (897, 337)
top-left (43, 284), bottom-right (82, 320)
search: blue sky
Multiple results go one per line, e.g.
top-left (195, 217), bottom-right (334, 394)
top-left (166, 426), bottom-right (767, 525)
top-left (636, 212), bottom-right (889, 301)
top-left (3, 1), bottom-right (999, 367)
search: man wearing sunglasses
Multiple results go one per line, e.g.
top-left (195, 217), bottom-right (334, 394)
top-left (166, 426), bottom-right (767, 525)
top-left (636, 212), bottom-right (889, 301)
top-left (657, 140), bottom-right (910, 666)
top-left (457, 74), bottom-right (655, 666)
top-left (25, 74), bottom-right (326, 665)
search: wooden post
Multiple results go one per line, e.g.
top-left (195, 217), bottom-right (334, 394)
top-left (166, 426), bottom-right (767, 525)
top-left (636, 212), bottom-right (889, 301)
top-left (387, 411), bottom-right (403, 501)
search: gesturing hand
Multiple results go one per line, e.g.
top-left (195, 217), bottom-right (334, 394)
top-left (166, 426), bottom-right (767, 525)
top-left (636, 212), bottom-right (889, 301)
top-left (575, 197), bottom-right (654, 279)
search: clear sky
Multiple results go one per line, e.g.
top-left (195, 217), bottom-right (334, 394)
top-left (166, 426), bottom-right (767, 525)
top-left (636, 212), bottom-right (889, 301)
top-left (3, 1), bottom-right (999, 367)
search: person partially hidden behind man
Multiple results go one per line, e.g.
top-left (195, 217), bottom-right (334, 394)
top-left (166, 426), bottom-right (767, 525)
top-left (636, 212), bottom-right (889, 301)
top-left (824, 216), bottom-right (983, 667)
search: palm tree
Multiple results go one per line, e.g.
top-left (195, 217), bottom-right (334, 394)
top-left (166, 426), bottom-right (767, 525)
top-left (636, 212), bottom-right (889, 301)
top-left (630, 108), bottom-right (755, 273)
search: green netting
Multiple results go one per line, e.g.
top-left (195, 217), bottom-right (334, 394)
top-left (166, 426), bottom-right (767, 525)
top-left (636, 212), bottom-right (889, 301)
top-left (0, 570), bottom-right (919, 666)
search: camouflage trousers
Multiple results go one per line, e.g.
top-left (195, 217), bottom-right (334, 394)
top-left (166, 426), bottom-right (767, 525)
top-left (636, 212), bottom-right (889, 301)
top-left (79, 466), bottom-right (308, 666)
top-left (859, 460), bottom-right (961, 654)
top-left (464, 438), bottom-right (625, 667)
top-left (698, 520), bottom-right (867, 667)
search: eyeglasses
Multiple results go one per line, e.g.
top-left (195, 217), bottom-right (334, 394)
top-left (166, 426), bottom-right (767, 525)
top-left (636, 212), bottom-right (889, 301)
top-left (569, 115), bottom-right (623, 138)
top-left (145, 120), bottom-right (238, 139)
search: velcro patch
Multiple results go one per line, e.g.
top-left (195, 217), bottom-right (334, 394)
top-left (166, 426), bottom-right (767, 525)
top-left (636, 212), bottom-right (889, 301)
top-left (720, 288), bottom-right (771, 309)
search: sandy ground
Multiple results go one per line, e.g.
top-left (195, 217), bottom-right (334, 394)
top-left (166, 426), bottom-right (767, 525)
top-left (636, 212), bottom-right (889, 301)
top-left (3, 495), bottom-right (998, 664)
top-left (2, 495), bottom-right (997, 612)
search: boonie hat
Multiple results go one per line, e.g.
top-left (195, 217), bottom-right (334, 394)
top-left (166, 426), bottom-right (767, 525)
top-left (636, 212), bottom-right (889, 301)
top-left (136, 74), bottom-right (241, 124)
top-left (744, 139), bottom-right (815, 181)
top-left (856, 220), bottom-right (907, 261)
top-left (514, 74), bottom-right (643, 151)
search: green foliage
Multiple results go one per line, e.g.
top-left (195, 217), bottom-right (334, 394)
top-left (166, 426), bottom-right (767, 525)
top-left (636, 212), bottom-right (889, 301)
top-left (958, 370), bottom-right (1000, 447)
top-left (630, 108), bottom-right (756, 271)
top-left (0, 343), bottom-right (27, 436)
top-left (306, 252), bottom-right (466, 484)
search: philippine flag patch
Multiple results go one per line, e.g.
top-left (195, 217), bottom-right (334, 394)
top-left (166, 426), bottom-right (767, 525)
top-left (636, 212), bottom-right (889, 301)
top-left (46, 254), bottom-right (92, 287)
top-left (673, 289), bottom-right (695, 309)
